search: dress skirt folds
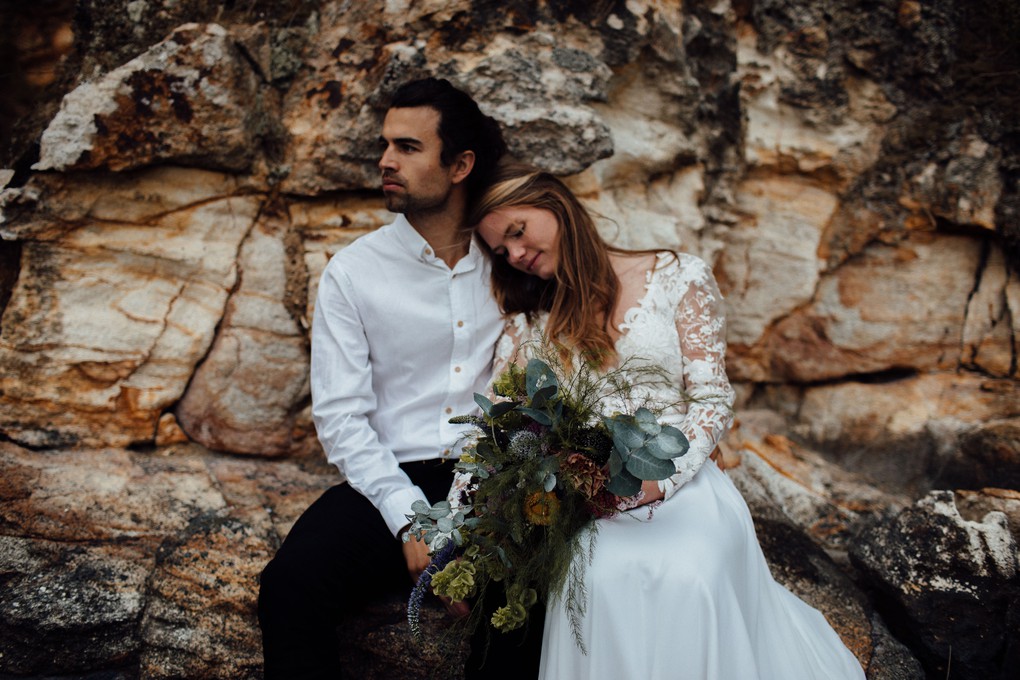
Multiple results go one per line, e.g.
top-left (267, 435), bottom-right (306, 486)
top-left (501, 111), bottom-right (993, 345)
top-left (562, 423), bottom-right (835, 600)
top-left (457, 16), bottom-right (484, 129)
top-left (538, 463), bottom-right (866, 680)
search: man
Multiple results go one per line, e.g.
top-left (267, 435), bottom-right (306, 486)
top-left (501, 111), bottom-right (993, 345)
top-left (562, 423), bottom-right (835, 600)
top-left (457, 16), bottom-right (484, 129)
top-left (258, 78), bottom-right (542, 679)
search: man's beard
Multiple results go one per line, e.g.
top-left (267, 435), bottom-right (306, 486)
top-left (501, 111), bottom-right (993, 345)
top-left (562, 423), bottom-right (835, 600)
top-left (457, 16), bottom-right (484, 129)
top-left (384, 189), bottom-right (451, 217)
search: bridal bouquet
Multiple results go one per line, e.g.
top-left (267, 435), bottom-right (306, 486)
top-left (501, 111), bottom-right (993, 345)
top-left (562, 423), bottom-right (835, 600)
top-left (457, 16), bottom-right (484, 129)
top-left (404, 352), bottom-right (690, 649)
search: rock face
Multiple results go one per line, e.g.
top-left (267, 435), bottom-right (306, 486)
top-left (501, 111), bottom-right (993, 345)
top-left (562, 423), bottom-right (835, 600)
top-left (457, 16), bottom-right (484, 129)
top-left (0, 441), bottom-right (333, 678)
top-left (1, 0), bottom-right (1018, 678)
top-left (33, 23), bottom-right (267, 173)
top-left (850, 491), bottom-right (1020, 680)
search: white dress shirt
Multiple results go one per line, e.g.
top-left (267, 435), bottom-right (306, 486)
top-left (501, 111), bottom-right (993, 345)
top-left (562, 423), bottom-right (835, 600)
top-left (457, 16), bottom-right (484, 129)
top-left (310, 214), bottom-right (503, 536)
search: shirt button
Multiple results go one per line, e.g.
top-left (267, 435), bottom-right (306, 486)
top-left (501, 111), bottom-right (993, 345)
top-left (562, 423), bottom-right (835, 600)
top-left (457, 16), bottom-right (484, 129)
top-left (443, 448), bottom-right (451, 456)
top-left (425, 248), bottom-right (433, 256)
top-left (445, 407), bottom-right (453, 414)
top-left (454, 366), bottom-right (462, 373)
top-left (457, 320), bottom-right (464, 328)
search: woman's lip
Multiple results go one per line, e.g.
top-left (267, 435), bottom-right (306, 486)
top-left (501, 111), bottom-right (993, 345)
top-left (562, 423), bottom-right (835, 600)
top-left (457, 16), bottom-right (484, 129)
top-left (527, 253), bottom-right (540, 271)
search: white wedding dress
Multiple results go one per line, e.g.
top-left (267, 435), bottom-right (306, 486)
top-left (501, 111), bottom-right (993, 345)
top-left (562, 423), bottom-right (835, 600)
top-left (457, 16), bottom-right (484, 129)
top-left (499, 252), bottom-right (866, 680)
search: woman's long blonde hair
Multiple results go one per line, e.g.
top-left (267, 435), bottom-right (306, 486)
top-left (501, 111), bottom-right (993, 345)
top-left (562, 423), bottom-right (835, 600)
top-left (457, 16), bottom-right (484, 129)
top-left (467, 162), bottom-right (622, 365)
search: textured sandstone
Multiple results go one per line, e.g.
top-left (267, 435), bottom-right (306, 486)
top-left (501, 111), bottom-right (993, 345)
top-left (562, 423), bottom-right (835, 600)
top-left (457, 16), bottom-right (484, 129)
top-left (0, 0), bottom-right (1017, 678)
top-left (0, 169), bottom-right (260, 448)
top-left (176, 213), bottom-right (314, 457)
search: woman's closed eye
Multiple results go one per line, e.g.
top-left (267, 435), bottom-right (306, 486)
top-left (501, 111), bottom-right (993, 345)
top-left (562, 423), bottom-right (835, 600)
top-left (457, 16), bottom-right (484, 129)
top-left (507, 223), bottom-right (526, 239)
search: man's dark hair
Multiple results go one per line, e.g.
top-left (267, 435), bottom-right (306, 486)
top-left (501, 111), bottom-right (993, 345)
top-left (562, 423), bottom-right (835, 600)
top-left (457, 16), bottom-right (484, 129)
top-left (389, 77), bottom-right (507, 195)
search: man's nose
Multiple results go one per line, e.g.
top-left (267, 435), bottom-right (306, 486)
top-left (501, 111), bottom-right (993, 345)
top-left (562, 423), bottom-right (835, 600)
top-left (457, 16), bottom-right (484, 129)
top-left (379, 146), bottom-right (397, 171)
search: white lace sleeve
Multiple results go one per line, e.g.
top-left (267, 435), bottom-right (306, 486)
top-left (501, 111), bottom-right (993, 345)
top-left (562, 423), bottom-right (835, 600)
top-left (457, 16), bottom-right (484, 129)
top-left (445, 314), bottom-right (531, 512)
top-left (659, 258), bottom-right (736, 501)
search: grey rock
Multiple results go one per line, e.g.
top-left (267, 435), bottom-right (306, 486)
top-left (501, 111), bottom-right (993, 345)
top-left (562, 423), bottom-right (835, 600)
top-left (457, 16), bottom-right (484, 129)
top-left (850, 490), bottom-right (1020, 680)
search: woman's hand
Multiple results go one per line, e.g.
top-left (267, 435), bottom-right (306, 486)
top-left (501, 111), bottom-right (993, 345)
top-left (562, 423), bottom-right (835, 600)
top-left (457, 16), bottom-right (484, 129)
top-left (639, 480), bottom-right (665, 505)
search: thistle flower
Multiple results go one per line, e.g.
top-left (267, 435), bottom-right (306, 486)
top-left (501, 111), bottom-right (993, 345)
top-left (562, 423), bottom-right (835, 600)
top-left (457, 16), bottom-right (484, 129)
top-left (508, 430), bottom-right (542, 460)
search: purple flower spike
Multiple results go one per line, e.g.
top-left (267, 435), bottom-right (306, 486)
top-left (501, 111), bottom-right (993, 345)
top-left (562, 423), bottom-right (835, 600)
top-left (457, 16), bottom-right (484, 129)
top-left (407, 540), bottom-right (457, 643)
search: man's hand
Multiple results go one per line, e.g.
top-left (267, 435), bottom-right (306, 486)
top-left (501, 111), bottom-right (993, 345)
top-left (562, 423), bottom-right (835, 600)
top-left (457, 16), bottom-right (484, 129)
top-left (401, 529), bottom-right (471, 619)
top-left (402, 531), bottom-right (432, 584)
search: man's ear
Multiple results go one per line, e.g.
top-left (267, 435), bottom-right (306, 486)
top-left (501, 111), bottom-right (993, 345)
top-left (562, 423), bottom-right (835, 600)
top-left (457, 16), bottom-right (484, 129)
top-left (449, 150), bottom-right (476, 185)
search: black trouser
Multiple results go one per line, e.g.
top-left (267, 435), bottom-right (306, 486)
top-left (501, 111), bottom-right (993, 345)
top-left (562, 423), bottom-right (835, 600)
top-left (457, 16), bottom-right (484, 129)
top-left (257, 459), bottom-right (543, 679)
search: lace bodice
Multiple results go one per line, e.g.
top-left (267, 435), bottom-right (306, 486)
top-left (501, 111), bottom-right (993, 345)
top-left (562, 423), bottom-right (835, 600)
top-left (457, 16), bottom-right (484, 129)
top-left (492, 251), bottom-right (735, 503)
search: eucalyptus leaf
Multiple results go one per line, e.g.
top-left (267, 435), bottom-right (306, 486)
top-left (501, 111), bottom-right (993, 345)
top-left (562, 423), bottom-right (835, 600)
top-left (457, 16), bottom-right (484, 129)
top-left (646, 427), bottom-right (689, 459)
top-left (476, 441), bottom-right (495, 459)
top-left (643, 437), bottom-right (672, 460)
top-left (518, 407), bottom-right (552, 426)
top-left (531, 384), bottom-right (558, 409)
top-left (474, 393), bottom-right (494, 416)
top-left (452, 528), bottom-right (463, 546)
top-left (410, 500), bottom-right (430, 514)
top-left (437, 516), bottom-right (454, 533)
top-left (496, 546), bottom-right (511, 568)
top-left (634, 407), bottom-right (658, 424)
top-left (608, 450), bottom-right (625, 476)
top-left (610, 423), bottom-right (646, 454)
top-left (625, 447), bottom-right (677, 480)
top-left (427, 501), bottom-right (452, 520)
top-left (526, 359), bottom-right (557, 399)
top-left (544, 473), bottom-right (557, 492)
top-left (489, 400), bottom-right (517, 418)
top-left (606, 469), bottom-right (642, 497)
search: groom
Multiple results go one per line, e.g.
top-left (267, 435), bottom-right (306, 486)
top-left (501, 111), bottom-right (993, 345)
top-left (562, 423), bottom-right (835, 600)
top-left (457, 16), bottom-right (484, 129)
top-left (258, 78), bottom-right (543, 679)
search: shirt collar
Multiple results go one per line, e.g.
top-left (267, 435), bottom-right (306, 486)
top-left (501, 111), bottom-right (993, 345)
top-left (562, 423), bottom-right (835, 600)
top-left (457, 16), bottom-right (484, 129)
top-left (390, 213), bottom-right (482, 272)
top-left (390, 214), bottom-right (433, 261)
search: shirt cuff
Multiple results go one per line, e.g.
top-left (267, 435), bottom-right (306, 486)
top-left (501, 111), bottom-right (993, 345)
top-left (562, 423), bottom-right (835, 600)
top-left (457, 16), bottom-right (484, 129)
top-left (381, 485), bottom-right (431, 537)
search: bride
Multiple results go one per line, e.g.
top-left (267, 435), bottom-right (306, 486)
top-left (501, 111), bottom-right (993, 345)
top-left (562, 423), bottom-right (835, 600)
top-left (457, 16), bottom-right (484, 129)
top-left (463, 162), bottom-right (866, 679)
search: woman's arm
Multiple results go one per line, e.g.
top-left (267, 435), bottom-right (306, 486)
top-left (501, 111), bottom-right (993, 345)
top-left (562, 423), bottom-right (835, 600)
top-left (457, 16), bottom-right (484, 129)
top-left (658, 257), bottom-right (736, 501)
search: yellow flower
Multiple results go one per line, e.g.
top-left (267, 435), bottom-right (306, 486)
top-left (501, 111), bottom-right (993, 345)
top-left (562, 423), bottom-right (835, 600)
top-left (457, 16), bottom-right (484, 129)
top-left (491, 602), bottom-right (528, 631)
top-left (524, 491), bottom-right (560, 526)
top-left (491, 363), bottom-right (526, 398)
top-left (431, 560), bottom-right (477, 601)
top-left (490, 585), bottom-right (538, 631)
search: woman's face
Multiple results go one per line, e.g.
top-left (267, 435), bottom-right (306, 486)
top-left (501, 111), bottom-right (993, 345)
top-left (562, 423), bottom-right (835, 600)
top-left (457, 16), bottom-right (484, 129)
top-left (477, 205), bottom-right (560, 280)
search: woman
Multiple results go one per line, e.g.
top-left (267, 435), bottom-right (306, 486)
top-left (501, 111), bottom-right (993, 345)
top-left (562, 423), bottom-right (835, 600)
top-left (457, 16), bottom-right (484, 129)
top-left (466, 163), bottom-right (866, 679)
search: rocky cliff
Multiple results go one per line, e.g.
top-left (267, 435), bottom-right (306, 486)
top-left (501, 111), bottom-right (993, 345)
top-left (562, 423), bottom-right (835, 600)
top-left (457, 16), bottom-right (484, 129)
top-left (1, 1), bottom-right (1018, 678)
